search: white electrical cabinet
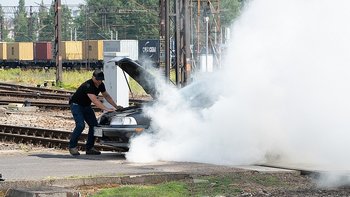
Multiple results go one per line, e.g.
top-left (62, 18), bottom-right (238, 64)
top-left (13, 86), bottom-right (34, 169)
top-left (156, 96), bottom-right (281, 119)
top-left (103, 51), bottom-right (130, 108)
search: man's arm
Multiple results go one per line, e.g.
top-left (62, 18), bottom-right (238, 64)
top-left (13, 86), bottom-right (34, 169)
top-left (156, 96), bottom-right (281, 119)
top-left (87, 93), bottom-right (115, 112)
top-left (101, 91), bottom-right (120, 109)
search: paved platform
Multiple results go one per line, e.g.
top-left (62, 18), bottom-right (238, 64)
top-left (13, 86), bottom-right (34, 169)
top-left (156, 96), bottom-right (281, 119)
top-left (0, 150), bottom-right (299, 192)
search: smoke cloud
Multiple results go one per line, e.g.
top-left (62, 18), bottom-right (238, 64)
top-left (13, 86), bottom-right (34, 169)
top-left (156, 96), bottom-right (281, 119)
top-left (126, 0), bottom-right (350, 187)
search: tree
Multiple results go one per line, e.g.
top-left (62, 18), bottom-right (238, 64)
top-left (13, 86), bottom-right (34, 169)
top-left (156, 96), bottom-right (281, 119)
top-left (14, 0), bottom-right (29, 41)
top-left (123, 0), bottom-right (159, 39)
top-left (37, 1), bottom-right (73, 41)
top-left (83, 0), bottom-right (125, 40)
top-left (28, 7), bottom-right (39, 41)
top-left (37, 0), bottom-right (50, 41)
top-left (0, 4), bottom-right (10, 41)
top-left (220, 0), bottom-right (245, 28)
top-left (61, 5), bottom-right (73, 41)
top-left (74, 0), bottom-right (159, 40)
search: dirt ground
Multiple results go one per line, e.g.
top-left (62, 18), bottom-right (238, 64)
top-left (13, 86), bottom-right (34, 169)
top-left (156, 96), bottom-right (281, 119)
top-left (1, 109), bottom-right (350, 196)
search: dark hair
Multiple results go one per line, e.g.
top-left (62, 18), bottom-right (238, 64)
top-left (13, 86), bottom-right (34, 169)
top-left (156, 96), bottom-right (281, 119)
top-left (93, 69), bottom-right (104, 80)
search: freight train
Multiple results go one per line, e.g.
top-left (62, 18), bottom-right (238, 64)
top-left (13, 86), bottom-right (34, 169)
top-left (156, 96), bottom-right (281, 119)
top-left (0, 39), bottom-right (160, 69)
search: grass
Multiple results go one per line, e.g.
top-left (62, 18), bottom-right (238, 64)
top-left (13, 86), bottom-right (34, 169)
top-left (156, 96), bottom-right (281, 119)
top-left (0, 68), bottom-right (90, 90)
top-left (92, 182), bottom-right (188, 197)
top-left (0, 68), bottom-right (148, 96)
top-left (0, 67), bottom-right (178, 97)
top-left (90, 173), bottom-right (289, 197)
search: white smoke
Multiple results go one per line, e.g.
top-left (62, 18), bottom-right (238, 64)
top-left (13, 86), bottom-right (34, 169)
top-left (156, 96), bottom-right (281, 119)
top-left (127, 0), bottom-right (350, 186)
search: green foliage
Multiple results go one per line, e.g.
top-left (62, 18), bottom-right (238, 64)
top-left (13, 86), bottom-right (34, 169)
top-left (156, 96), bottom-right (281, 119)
top-left (0, 68), bottom-right (90, 90)
top-left (37, 2), bottom-right (73, 41)
top-left (14, 0), bottom-right (29, 41)
top-left (61, 5), bottom-right (74, 41)
top-left (0, 5), bottom-right (9, 41)
top-left (7, 0), bottom-right (242, 42)
top-left (74, 0), bottom-right (159, 40)
top-left (93, 182), bottom-right (188, 197)
top-left (91, 173), bottom-right (281, 197)
top-left (220, 0), bottom-right (245, 27)
top-left (38, 1), bottom-right (53, 41)
top-left (188, 176), bottom-right (242, 196)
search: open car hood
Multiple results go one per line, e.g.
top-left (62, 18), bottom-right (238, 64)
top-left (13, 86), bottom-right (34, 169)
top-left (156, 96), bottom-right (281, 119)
top-left (108, 57), bottom-right (158, 99)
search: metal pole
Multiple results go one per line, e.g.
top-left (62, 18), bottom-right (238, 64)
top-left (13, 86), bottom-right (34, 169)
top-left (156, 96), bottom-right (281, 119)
top-left (0, 15), bottom-right (3, 41)
top-left (175, 0), bottom-right (181, 85)
top-left (197, 0), bottom-right (200, 66)
top-left (184, 0), bottom-right (191, 85)
top-left (205, 16), bottom-right (209, 72)
top-left (165, 0), bottom-right (170, 82)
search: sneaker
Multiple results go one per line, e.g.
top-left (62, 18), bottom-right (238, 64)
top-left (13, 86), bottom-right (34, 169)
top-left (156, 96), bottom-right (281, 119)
top-left (69, 147), bottom-right (80, 156)
top-left (86, 147), bottom-right (101, 155)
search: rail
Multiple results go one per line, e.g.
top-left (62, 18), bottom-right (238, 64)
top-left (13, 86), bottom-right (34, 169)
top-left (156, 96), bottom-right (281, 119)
top-left (0, 124), bottom-right (127, 152)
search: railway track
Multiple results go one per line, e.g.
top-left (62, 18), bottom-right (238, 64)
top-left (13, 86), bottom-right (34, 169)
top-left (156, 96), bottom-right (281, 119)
top-left (0, 99), bottom-right (71, 110)
top-left (0, 124), bottom-right (127, 152)
top-left (0, 82), bottom-right (72, 109)
top-left (0, 82), bottom-right (149, 110)
top-left (0, 90), bottom-right (70, 100)
top-left (0, 82), bottom-right (74, 95)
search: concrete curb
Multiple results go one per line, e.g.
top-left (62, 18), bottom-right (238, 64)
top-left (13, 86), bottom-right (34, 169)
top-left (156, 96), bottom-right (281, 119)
top-left (0, 173), bottom-right (191, 191)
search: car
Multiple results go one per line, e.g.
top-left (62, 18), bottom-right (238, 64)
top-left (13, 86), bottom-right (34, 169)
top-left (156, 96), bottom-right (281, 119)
top-left (93, 58), bottom-right (158, 151)
top-left (94, 58), bottom-right (219, 151)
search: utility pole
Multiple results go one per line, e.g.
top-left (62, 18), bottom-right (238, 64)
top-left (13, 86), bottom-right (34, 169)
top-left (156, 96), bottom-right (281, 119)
top-left (161, 0), bottom-right (221, 86)
top-left (54, 0), bottom-right (62, 84)
top-left (183, 0), bottom-right (191, 85)
top-left (193, 0), bottom-right (222, 70)
top-left (0, 15), bottom-right (3, 41)
top-left (159, 0), bottom-right (166, 79)
top-left (161, 0), bottom-right (192, 87)
top-left (28, 6), bottom-right (33, 41)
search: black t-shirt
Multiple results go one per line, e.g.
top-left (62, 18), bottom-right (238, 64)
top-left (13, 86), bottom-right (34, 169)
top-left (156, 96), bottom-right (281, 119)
top-left (69, 79), bottom-right (106, 106)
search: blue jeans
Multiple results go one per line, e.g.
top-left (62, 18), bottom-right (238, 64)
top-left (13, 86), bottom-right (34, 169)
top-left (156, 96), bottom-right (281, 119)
top-left (69, 103), bottom-right (98, 150)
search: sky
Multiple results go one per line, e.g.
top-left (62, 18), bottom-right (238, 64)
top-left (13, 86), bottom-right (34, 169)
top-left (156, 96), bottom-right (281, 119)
top-left (0, 0), bottom-right (85, 6)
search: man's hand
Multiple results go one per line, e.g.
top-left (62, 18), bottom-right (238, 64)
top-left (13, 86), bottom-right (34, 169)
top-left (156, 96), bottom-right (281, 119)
top-left (105, 108), bottom-right (116, 112)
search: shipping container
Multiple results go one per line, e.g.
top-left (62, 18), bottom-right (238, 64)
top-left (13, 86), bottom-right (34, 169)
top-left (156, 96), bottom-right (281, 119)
top-left (103, 40), bottom-right (120, 53)
top-left (102, 40), bottom-right (138, 60)
top-left (120, 40), bottom-right (139, 60)
top-left (138, 39), bottom-right (160, 66)
top-left (61, 41), bottom-right (82, 60)
top-left (35, 42), bottom-right (52, 61)
top-left (0, 42), bottom-right (7, 60)
top-left (7, 42), bottom-right (34, 61)
top-left (83, 40), bottom-right (103, 61)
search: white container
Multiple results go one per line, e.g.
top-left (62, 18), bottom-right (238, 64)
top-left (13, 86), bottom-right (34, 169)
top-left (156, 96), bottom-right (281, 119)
top-left (120, 40), bottom-right (138, 60)
top-left (103, 40), bottom-right (120, 53)
top-left (103, 40), bottom-right (138, 60)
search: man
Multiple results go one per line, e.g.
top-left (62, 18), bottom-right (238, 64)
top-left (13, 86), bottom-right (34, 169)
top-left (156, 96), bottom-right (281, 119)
top-left (68, 69), bottom-right (121, 155)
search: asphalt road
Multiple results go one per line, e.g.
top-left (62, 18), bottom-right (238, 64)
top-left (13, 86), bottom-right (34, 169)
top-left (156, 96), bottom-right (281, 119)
top-left (0, 150), bottom-right (294, 181)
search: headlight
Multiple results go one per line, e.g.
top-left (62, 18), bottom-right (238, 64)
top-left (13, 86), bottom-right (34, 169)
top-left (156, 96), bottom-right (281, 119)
top-left (110, 116), bottom-right (137, 125)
